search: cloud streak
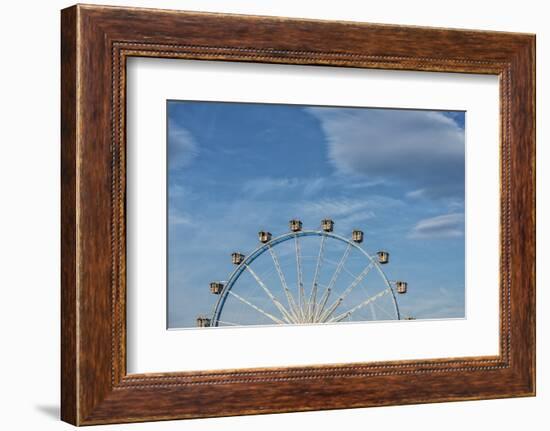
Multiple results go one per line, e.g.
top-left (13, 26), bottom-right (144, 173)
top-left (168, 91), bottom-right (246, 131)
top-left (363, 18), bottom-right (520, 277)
top-left (408, 213), bottom-right (464, 239)
top-left (241, 176), bottom-right (326, 197)
top-left (168, 125), bottom-right (199, 170)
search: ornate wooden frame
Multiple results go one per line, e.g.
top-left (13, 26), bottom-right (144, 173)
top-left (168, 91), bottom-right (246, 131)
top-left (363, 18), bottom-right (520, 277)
top-left (61, 4), bottom-right (535, 426)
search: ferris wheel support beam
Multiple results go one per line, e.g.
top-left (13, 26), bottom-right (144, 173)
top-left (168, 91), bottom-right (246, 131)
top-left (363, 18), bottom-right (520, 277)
top-left (227, 291), bottom-right (285, 324)
top-left (329, 288), bottom-right (391, 322)
top-left (318, 261), bottom-right (375, 322)
top-left (267, 245), bottom-right (301, 321)
top-left (372, 300), bottom-right (395, 320)
top-left (308, 234), bottom-right (326, 322)
top-left (294, 235), bottom-right (306, 321)
top-left (313, 243), bottom-right (352, 322)
top-left (244, 264), bottom-right (295, 323)
top-left (216, 320), bottom-right (240, 326)
top-left (369, 302), bottom-right (378, 320)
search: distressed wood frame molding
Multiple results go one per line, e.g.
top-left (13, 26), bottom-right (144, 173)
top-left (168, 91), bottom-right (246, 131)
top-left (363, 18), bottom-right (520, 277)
top-left (61, 4), bottom-right (535, 425)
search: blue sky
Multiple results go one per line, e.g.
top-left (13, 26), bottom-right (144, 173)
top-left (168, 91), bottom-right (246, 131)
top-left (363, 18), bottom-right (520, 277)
top-left (167, 101), bottom-right (465, 328)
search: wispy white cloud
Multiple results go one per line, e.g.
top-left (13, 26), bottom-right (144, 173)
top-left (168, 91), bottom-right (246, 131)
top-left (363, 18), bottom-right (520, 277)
top-left (302, 177), bottom-right (325, 196)
top-left (241, 175), bottom-right (388, 199)
top-left (347, 179), bottom-right (387, 189)
top-left (446, 199), bottom-right (465, 212)
top-left (408, 213), bottom-right (464, 239)
top-left (306, 108), bottom-right (465, 199)
top-left (242, 177), bottom-right (298, 196)
top-left (168, 183), bottom-right (197, 200)
top-left (241, 176), bottom-right (328, 198)
top-left (168, 209), bottom-right (194, 226)
top-left (168, 125), bottom-right (199, 170)
top-left (406, 188), bottom-right (426, 199)
top-left (300, 198), bottom-right (373, 219)
top-left (299, 196), bottom-right (403, 231)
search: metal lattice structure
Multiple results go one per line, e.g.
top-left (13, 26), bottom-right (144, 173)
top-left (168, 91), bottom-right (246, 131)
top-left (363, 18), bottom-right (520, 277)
top-left (199, 219), bottom-right (408, 327)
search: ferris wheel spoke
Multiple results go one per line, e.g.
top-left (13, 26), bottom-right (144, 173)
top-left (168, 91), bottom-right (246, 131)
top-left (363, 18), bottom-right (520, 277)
top-left (313, 243), bottom-right (352, 321)
top-left (267, 245), bottom-right (301, 321)
top-left (318, 262), bottom-right (375, 322)
top-left (227, 291), bottom-right (285, 324)
top-left (294, 235), bottom-right (306, 321)
top-left (308, 234), bottom-right (326, 321)
top-left (217, 320), bottom-right (240, 326)
top-left (369, 302), bottom-right (378, 320)
top-left (329, 288), bottom-right (391, 323)
top-left (322, 257), bottom-right (363, 282)
top-left (244, 264), bottom-right (295, 323)
top-left (371, 299), bottom-right (396, 320)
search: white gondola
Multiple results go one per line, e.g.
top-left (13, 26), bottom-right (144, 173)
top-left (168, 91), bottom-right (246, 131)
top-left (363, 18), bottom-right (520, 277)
top-left (352, 229), bottom-right (364, 243)
top-left (209, 281), bottom-right (224, 294)
top-left (377, 251), bottom-right (389, 264)
top-left (196, 315), bottom-right (211, 327)
top-left (396, 281), bottom-right (408, 294)
top-left (231, 252), bottom-right (245, 265)
top-left (321, 218), bottom-right (334, 232)
top-left (258, 231), bottom-right (272, 243)
top-left (289, 219), bottom-right (303, 232)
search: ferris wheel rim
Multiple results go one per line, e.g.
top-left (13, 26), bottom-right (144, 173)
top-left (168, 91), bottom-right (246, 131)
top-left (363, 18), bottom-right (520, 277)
top-left (210, 229), bottom-right (401, 326)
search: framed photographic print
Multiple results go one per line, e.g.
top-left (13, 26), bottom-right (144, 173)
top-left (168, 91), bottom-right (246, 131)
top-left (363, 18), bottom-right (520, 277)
top-left (61, 4), bottom-right (535, 425)
top-left (164, 100), bottom-right (464, 330)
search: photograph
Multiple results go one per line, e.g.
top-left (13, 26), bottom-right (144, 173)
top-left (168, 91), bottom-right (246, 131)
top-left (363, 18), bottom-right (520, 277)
top-left (167, 101), bottom-right (466, 329)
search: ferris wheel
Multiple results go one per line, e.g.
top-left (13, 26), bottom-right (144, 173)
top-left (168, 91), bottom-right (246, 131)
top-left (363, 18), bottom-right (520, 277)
top-left (196, 219), bottom-right (408, 328)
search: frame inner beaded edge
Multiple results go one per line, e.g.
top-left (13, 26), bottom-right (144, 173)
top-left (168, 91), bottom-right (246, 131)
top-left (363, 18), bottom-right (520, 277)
top-left (110, 41), bottom-right (512, 388)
